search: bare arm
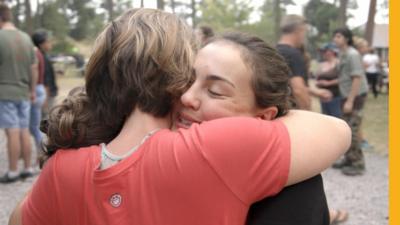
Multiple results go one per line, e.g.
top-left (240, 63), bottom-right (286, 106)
top-left (9, 202), bottom-right (22, 225)
top-left (316, 78), bottom-right (339, 87)
top-left (290, 77), bottom-right (311, 110)
top-left (277, 110), bottom-right (351, 186)
top-left (8, 190), bottom-right (31, 225)
top-left (308, 80), bottom-right (332, 102)
top-left (30, 63), bottom-right (38, 102)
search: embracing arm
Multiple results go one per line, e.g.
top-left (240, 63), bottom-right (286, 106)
top-left (277, 110), bottom-right (351, 186)
top-left (9, 190), bottom-right (31, 225)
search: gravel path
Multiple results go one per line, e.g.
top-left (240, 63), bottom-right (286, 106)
top-left (0, 131), bottom-right (388, 225)
top-left (323, 151), bottom-right (388, 225)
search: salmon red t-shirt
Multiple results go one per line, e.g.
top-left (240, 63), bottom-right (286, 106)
top-left (22, 117), bottom-right (290, 225)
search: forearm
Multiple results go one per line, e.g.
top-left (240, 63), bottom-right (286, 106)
top-left (292, 88), bottom-right (311, 110)
top-left (308, 81), bottom-right (324, 97)
top-left (278, 110), bottom-right (351, 185)
top-left (9, 190), bottom-right (31, 225)
top-left (30, 63), bottom-right (38, 92)
top-left (9, 204), bottom-right (22, 225)
top-left (325, 79), bottom-right (338, 86)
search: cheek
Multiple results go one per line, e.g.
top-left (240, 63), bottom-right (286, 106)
top-left (199, 101), bottom-right (253, 122)
top-left (198, 102), bottom-right (239, 122)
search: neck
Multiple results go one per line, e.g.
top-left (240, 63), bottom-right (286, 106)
top-left (339, 44), bottom-right (348, 52)
top-left (279, 35), bottom-right (298, 48)
top-left (106, 107), bottom-right (171, 156)
top-left (1, 22), bottom-right (16, 30)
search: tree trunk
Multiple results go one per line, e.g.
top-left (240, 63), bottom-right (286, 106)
top-left (171, 0), bottom-right (176, 13)
top-left (13, 0), bottom-right (21, 28)
top-left (338, 0), bottom-right (348, 27)
top-left (274, 0), bottom-right (281, 42)
top-left (365, 0), bottom-right (377, 45)
top-left (140, 0), bottom-right (144, 7)
top-left (106, 0), bottom-right (114, 21)
top-left (157, 0), bottom-right (164, 10)
top-left (24, 0), bottom-right (33, 33)
top-left (191, 0), bottom-right (196, 27)
top-left (35, 0), bottom-right (41, 28)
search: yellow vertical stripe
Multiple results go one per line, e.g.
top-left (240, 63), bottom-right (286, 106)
top-left (389, 0), bottom-right (397, 224)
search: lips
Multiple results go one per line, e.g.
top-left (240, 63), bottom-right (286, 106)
top-left (176, 113), bottom-right (200, 129)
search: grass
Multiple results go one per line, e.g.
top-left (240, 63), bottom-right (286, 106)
top-left (312, 92), bottom-right (388, 155)
top-left (362, 93), bottom-right (388, 155)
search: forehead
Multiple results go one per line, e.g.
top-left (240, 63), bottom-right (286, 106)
top-left (195, 42), bottom-right (250, 72)
top-left (195, 42), bottom-right (254, 89)
top-left (334, 33), bottom-right (344, 38)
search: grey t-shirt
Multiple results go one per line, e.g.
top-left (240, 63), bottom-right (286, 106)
top-left (0, 29), bottom-right (36, 101)
top-left (337, 46), bottom-right (368, 97)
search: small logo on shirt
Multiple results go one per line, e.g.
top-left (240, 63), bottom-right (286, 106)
top-left (110, 193), bottom-right (122, 208)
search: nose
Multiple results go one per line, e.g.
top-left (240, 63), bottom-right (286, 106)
top-left (181, 85), bottom-right (200, 110)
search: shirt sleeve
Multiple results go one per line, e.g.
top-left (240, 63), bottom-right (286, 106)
top-left (188, 117), bottom-right (291, 205)
top-left (349, 52), bottom-right (365, 77)
top-left (22, 157), bottom-right (58, 225)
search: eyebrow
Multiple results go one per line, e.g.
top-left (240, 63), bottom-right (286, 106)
top-left (205, 74), bottom-right (236, 88)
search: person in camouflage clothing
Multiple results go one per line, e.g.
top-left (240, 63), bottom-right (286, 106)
top-left (332, 28), bottom-right (369, 176)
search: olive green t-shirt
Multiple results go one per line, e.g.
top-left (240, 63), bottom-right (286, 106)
top-left (0, 29), bottom-right (36, 101)
top-left (337, 46), bottom-right (369, 98)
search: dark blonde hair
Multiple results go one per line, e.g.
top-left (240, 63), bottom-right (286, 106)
top-left (209, 32), bottom-right (290, 117)
top-left (280, 14), bottom-right (307, 34)
top-left (41, 8), bottom-right (196, 164)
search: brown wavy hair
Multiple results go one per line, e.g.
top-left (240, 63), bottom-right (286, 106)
top-left (40, 8), bottom-right (196, 165)
top-left (208, 32), bottom-right (290, 117)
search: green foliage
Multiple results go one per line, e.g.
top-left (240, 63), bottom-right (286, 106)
top-left (64, 0), bottom-right (105, 40)
top-left (304, 0), bottom-right (339, 56)
top-left (35, 1), bottom-right (69, 38)
top-left (197, 0), bottom-right (279, 43)
top-left (304, 0), bottom-right (339, 37)
top-left (52, 38), bottom-right (76, 55)
top-left (199, 0), bottom-right (253, 32)
top-left (257, 0), bottom-right (288, 43)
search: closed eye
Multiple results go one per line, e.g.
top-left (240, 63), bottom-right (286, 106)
top-left (208, 89), bottom-right (224, 97)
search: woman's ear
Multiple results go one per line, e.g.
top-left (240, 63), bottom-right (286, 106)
top-left (257, 106), bottom-right (278, 121)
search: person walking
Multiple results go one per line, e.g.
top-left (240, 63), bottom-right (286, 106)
top-left (332, 27), bottom-right (369, 176)
top-left (363, 49), bottom-right (381, 98)
top-left (29, 30), bottom-right (50, 154)
top-left (0, 4), bottom-right (38, 183)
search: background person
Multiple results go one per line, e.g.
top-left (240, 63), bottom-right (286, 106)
top-left (277, 14), bottom-right (332, 110)
top-left (35, 30), bottom-right (58, 119)
top-left (29, 30), bottom-right (49, 154)
top-left (332, 27), bottom-right (369, 176)
top-left (363, 48), bottom-right (381, 99)
top-left (0, 4), bottom-right (37, 183)
top-left (315, 43), bottom-right (342, 118)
